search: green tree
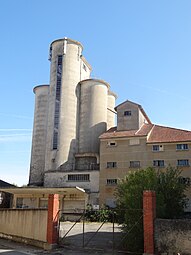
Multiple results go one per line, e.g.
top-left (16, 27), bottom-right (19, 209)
top-left (115, 166), bottom-right (188, 252)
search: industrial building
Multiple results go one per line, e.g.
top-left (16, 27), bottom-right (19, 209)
top-left (28, 37), bottom-right (117, 209)
top-left (3, 37), bottom-right (191, 211)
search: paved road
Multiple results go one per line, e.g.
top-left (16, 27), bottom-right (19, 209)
top-left (0, 238), bottom-right (126, 255)
top-left (0, 240), bottom-right (39, 255)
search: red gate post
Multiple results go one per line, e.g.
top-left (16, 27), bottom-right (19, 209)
top-left (47, 194), bottom-right (59, 248)
top-left (143, 190), bottom-right (156, 255)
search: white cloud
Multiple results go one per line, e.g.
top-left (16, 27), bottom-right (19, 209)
top-left (0, 113), bottom-right (32, 120)
top-left (0, 133), bottom-right (32, 142)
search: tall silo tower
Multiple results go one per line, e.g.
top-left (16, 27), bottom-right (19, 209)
top-left (44, 38), bottom-right (91, 172)
top-left (29, 85), bottom-right (49, 185)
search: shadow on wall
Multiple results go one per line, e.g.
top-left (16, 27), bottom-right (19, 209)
top-left (58, 139), bottom-right (77, 171)
top-left (58, 122), bottom-right (106, 171)
top-left (0, 192), bottom-right (13, 208)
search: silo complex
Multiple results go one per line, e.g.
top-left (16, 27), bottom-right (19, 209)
top-left (29, 37), bottom-right (117, 190)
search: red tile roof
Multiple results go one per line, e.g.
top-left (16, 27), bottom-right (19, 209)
top-left (147, 125), bottom-right (191, 143)
top-left (99, 123), bottom-right (153, 139)
top-left (99, 123), bottom-right (191, 143)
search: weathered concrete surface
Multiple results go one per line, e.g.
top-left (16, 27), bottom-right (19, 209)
top-left (155, 218), bottom-right (191, 255)
top-left (59, 222), bottom-right (124, 251)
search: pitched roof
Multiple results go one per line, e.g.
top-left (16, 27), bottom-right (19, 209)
top-left (100, 123), bottom-right (191, 143)
top-left (147, 125), bottom-right (191, 143)
top-left (99, 123), bottom-right (153, 139)
top-left (0, 180), bottom-right (15, 188)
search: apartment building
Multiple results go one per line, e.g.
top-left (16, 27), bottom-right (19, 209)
top-left (99, 100), bottom-right (191, 207)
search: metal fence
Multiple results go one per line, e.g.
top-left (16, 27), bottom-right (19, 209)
top-left (58, 208), bottom-right (143, 254)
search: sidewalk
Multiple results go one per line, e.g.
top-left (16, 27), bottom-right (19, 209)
top-left (0, 238), bottom-right (120, 255)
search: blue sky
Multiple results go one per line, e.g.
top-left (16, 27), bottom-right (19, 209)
top-left (0, 0), bottom-right (191, 186)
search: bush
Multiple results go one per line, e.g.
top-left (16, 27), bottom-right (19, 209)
top-left (115, 166), bottom-right (188, 252)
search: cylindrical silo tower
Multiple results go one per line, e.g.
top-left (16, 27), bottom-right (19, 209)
top-left (45, 38), bottom-right (91, 172)
top-left (29, 85), bottom-right (49, 186)
top-left (107, 91), bottom-right (117, 129)
top-left (78, 79), bottom-right (109, 154)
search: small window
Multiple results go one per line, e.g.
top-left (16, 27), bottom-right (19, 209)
top-left (83, 63), bottom-right (87, 71)
top-left (152, 145), bottom-right (164, 152)
top-left (130, 161), bottom-right (140, 168)
top-left (176, 144), bottom-right (189, 150)
top-left (177, 159), bottom-right (189, 167)
top-left (106, 179), bottom-right (117, 185)
top-left (129, 138), bottom-right (140, 145)
top-left (153, 160), bottom-right (165, 167)
top-left (107, 162), bottom-right (117, 168)
top-left (53, 131), bottom-right (58, 150)
top-left (124, 111), bottom-right (131, 116)
top-left (107, 141), bottom-right (117, 147)
top-left (68, 174), bottom-right (90, 182)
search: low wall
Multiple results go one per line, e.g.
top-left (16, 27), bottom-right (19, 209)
top-left (0, 209), bottom-right (48, 248)
top-left (155, 218), bottom-right (191, 254)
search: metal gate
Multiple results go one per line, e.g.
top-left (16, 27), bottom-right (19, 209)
top-left (58, 208), bottom-right (143, 254)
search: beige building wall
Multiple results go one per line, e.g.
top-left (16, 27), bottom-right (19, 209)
top-left (99, 137), bottom-right (191, 206)
top-left (116, 101), bottom-right (148, 131)
top-left (0, 209), bottom-right (47, 242)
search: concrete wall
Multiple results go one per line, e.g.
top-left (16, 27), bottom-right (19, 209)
top-left (117, 101), bottom-right (139, 131)
top-left (29, 85), bottom-right (49, 185)
top-left (78, 79), bottom-right (108, 154)
top-left (107, 91), bottom-right (117, 130)
top-left (44, 170), bottom-right (99, 192)
top-left (45, 38), bottom-right (91, 172)
top-left (155, 218), bottom-right (191, 254)
top-left (0, 209), bottom-right (47, 244)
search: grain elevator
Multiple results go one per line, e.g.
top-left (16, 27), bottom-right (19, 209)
top-left (29, 38), bottom-right (116, 205)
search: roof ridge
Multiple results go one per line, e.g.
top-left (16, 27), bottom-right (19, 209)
top-left (147, 124), bottom-right (155, 140)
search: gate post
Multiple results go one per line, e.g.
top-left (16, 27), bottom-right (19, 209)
top-left (143, 190), bottom-right (156, 255)
top-left (47, 194), bottom-right (59, 248)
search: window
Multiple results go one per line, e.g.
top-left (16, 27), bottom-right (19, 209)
top-left (153, 160), bottom-right (165, 167)
top-left (54, 102), bottom-right (60, 129)
top-left (152, 145), bottom-right (164, 151)
top-left (176, 144), bottom-right (189, 150)
top-left (106, 179), bottom-right (117, 185)
top-left (83, 63), bottom-right (87, 71)
top-left (124, 110), bottom-right (131, 116)
top-left (68, 174), bottom-right (90, 182)
top-left (16, 198), bottom-right (23, 208)
top-left (129, 138), bottom-right (140, 145)
top-left (53, 131), bottom-right (58, 150)
top-left (177, 160), bottom-right (189, 167)
top-left (130, 161), bottom-right (140, 168)
top-left (53, 55), bottom-right (63, 149)
top-left (107, 162), bottom-right (117, 168)
top-left (107, 141), bottom-right (117, 147)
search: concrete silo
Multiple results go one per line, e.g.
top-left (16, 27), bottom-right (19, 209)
top-left (29, 85), bottom-right (49, 185)
top-left (75, 79), bottom-right (109, 170)
top-left (107, 90), bottom-right (117, 130)
top-left (44, 38), bottom-right (91, 172)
